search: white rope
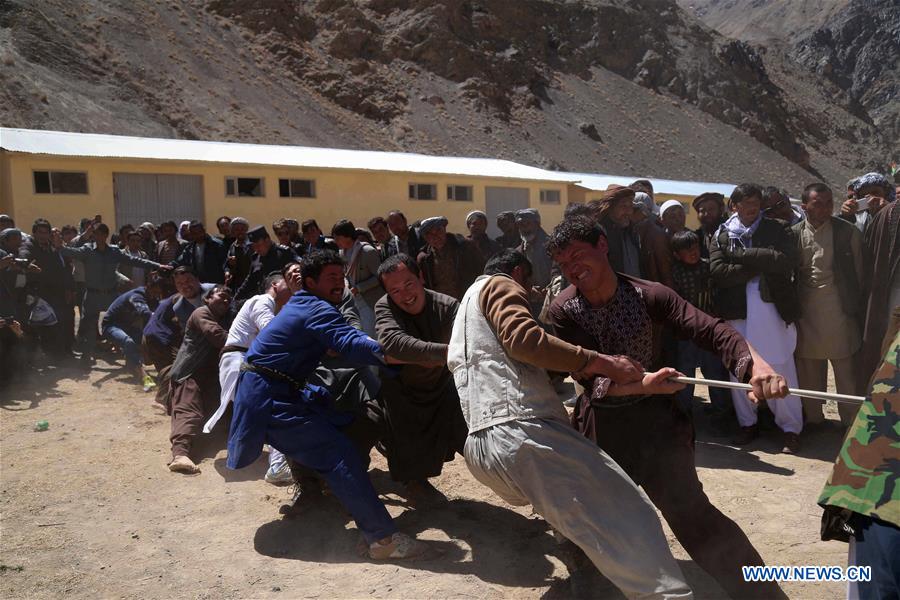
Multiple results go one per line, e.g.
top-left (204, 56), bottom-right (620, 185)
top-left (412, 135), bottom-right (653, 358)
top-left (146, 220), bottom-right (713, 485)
top-left (667, 375), bottom-right (866, 406)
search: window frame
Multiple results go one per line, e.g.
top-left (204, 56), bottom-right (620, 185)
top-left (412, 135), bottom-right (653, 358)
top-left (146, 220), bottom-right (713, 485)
top-left (447, 184), bottom-right (474, 202)
top-left (225, 176), bottom-right (265, 198)
top-left (408, 182), bottom-right (438, 201)
top-left (539, 188), bottom-right (562, 205)
top-left (278, 178), bottom-right (317, 199)
top-left (32, 170), bottom-right (90, 195)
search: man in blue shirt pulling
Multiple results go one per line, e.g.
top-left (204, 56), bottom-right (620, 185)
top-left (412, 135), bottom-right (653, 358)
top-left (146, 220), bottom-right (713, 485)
top-left (227, 250), bottom-right (430, 560)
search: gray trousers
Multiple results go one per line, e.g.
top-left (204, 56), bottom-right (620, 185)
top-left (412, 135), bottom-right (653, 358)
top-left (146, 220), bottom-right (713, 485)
top-left (796, 355), bottom-right (859, 426)
top-left (465, 417), bottom-right (692, 600)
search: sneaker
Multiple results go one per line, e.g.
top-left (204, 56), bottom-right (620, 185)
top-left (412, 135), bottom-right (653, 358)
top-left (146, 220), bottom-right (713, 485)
top-left (782, 432), bottom-right (801, 454)
top-left (142, 375), bottom-right (157, 393)
top-left (168, 455), bottom-right (200, 474)
top-left (265, 463), bottom-right (294, 486)
top-left (279, 477), bottom-right (322, 516)
top-left (367, 533), bottom-right (432, 560)
top-left (732, 425), bottom-right (759, 446)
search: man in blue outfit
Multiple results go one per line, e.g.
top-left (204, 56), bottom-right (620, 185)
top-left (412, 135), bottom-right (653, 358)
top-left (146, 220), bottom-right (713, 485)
top-left (102, 273), bottom-right (174, 388)
top-left (227, 250), bottom-right (429, 560)
top-left (60, 221), bottom-right (168, 365)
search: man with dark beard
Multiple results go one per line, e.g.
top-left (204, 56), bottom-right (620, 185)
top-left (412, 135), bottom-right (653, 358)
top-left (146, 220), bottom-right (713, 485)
top-left (374, 253), bottom-right (467, 505)
top-left (548, 216), bottom-right (789, 600)
top-left (692, 192), bottom-right (727, 259)
top-left (494, 211), bottom-right (520, 249)
top-left (589, 186), bottom-right (641, 278)
top-left (227, 251), bottom-right (430, 560)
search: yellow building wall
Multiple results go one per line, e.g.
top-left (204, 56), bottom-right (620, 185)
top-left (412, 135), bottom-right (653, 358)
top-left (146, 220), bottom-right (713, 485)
top-left (1, 153), bottom-right (570, 234)
top-left (0, 152), bottom-right (13, 218)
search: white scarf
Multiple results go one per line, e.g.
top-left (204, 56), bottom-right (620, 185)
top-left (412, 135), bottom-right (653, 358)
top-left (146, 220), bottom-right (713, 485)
top-left (720, 213), bottom-right (762, 250)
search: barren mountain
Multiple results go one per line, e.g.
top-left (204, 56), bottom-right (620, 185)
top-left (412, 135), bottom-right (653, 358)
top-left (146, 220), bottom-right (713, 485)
top-left (680, 0), bottom-right (900, 159)
top-left (1, 0), bottom-right (895, 193)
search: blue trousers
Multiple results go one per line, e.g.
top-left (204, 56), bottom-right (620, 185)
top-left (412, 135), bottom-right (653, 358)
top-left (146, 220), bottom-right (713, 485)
top-left (102, 324), bottom-right (142, 368)
top-left (81, 290), bottom-right (117, 358)
top-left (237, 372), bottom-right (396, 544)
top-left (675, 339), bottom-right (733, 415)
top-left (852, 515), bottom-right (900, 600)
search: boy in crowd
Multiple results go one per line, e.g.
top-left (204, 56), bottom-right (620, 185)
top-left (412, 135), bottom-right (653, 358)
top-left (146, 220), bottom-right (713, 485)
top-left (670, 230), bottom-right (734, 427)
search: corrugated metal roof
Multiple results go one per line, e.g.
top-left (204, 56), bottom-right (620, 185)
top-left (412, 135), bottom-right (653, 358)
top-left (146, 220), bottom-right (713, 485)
top-left (572, 172), bottom-right (735, 198)
top-left (0, 128), bottom-right (740, 196)
top-left (0, 128), bottom-right (580, 183)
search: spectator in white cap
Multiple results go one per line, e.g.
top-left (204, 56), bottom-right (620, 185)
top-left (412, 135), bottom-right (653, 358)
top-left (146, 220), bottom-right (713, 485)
top-left (659, 200), bottom-right (687, 238)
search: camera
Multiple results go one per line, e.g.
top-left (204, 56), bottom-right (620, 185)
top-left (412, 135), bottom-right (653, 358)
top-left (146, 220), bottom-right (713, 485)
top-left (855, 196), bottom-right (870, 212)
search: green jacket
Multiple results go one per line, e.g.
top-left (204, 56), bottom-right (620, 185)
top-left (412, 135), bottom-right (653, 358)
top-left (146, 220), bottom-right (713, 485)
top-left (818, 326), bottom-right (900, 540)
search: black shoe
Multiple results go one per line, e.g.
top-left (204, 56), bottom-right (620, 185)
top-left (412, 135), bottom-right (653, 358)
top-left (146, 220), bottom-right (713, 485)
top-left (732, 425), bottom-right (759, 446)
top-left (278, 477), bottom-right (322, 517)
top-left (782, 432), bottom-right (801, 454)
top-left (404, 479), bottom-right (448, 508)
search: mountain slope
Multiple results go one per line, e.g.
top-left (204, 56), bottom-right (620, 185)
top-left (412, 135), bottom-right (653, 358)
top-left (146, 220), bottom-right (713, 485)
top-left (680, 0), bottom-right (900, 157)
top-left (0, 0), bottom-right (893, 194)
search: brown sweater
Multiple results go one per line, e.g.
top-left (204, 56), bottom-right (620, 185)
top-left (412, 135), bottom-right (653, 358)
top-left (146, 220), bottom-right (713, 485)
top-left (169, 306), bottom-right (229, 383)
top-left (549, 274), bottom-right (752, 379)
top-left (478, 274), bottom-right (596, 373)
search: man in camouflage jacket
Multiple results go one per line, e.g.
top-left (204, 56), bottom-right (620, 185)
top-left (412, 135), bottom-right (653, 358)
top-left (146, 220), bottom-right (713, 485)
top-left (819, 306), bottom-right (900, 598)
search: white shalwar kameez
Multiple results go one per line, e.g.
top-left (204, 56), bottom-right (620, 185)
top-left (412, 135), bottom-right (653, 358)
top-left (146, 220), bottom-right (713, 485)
top-left (728, 278), bottom-right (803, 433)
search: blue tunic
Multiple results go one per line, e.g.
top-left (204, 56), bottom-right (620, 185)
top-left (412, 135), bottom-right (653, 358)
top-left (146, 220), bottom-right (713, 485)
top-left (227, 290), bottom-right (384, 469)
top-left (101, 287), bottom-right (152, 332)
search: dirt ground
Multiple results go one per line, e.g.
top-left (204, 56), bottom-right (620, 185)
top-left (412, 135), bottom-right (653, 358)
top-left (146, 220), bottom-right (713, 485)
top-left (1, 355), bottom-right (852, 599)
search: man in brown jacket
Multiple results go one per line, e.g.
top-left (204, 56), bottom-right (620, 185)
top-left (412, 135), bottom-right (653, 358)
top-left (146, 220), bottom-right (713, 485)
top-left (632, 192), bottom-right (674, 288)
top-left (548, 216), bottom-right (789, 600)
top-left (417, 216), bottom-right (485, 300)
top-left (168, 285), bottom-right (233, 474)
top-left (374, 254), bottom-right (467, 504)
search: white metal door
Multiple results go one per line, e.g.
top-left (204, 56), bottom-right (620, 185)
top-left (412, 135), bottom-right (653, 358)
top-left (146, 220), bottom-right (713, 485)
top-left (484, 186), bottom-right (530, 238)
top-left (113, 173), bottom-right (203, 228)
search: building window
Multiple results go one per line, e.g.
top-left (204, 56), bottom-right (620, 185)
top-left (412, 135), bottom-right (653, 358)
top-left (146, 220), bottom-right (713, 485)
top-left (408, 183), bottom-right (437, 201)
top-left (447, 185), bottom-right (473, 202)
top-left (278, 178), bottom-right (316, 198)
top-left (33, 171), bottom-right (89, 194)
top-left (225, 176), bottom-right (264, 197)
top-left (540, 189), bottom-right (561, 205)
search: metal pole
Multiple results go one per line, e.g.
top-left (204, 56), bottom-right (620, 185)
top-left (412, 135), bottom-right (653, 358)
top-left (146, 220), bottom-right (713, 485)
top-left (668, 375), bottom-right (866, 406)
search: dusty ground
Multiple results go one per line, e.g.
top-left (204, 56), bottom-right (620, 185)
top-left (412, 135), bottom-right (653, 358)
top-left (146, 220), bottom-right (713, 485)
top-left (2, 355), bottom-right (851, 599)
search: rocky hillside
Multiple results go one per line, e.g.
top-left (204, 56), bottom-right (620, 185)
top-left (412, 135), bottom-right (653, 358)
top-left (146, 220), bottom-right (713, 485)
top-left (681, 0), bottom-right (899, 163)
top-left (1, 0), bottom-right (895, 193)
